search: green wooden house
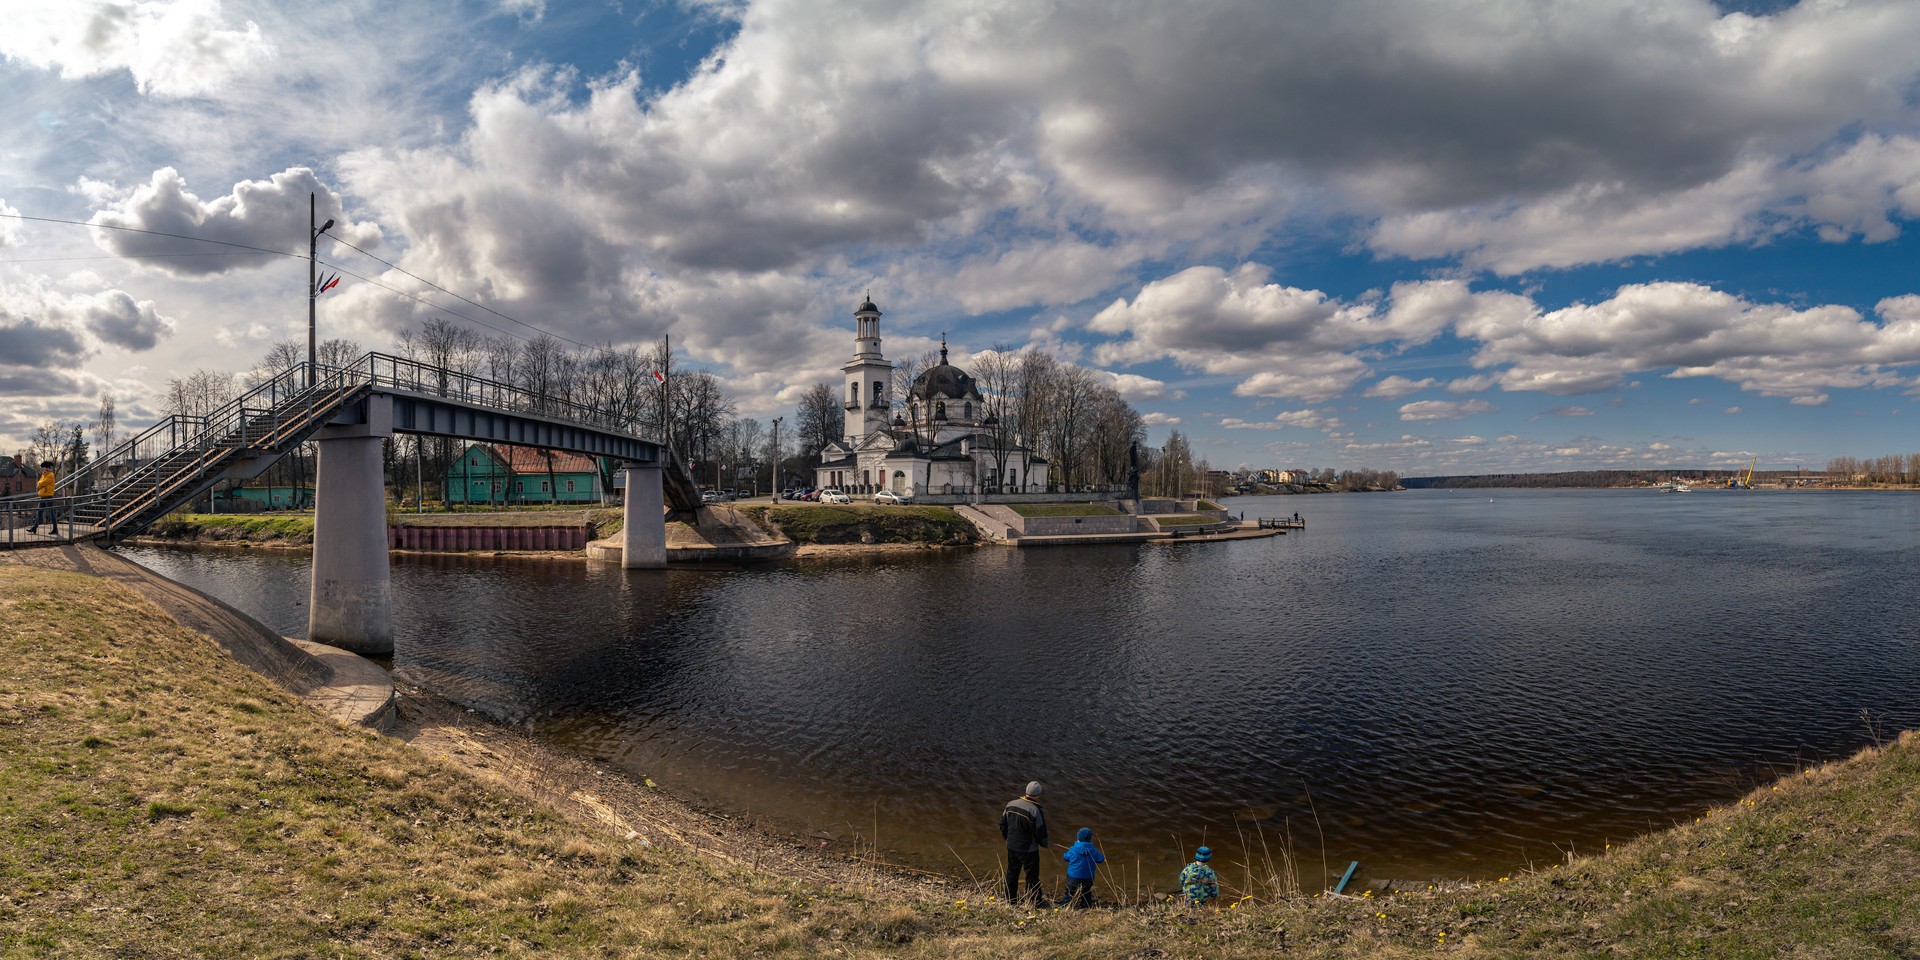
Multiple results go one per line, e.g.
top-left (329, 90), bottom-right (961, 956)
top-left (443, 444), bottom-right (606, 505)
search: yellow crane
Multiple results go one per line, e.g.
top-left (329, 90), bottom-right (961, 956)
top-left (1729, 456), bottom-right (1756, 489)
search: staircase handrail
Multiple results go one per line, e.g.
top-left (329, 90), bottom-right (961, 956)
top-left (49, 362), bottom-right (326, 499)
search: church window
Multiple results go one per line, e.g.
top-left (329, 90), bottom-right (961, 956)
top-left (873, 381), bottom-right (885, 405)
top-left (850, 382), bottom-right (859, 404)
top-left (963, 401), bottom-right (971, 419)
top-left (1009, 469), bottom-right (1018, 488)
top-left (935, 401), bottom-right (946, 419)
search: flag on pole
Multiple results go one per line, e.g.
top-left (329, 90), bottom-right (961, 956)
top-left (321, 275), bottom-right (341, 293)
top-left (653, 370), bottom-right (666, 383)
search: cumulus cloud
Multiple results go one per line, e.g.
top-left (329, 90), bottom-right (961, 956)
top-left (1546, 406), bottom-right (1595, 417)
top-left (1088, 265), bottom-right (1446, 402)
top-left (0, 0), bottom-right (272, 98)
top-left (1273, 409), bottom-right (1342, 430)
top-left (1141, 412), bottom-right (1181, 426)
top-left (1220, 418), bottom-right (1280, 430)
top-left (1364, 375), bottom-right (1437, 399)
top-left (1457, 281), bottom-right (1920, 401)
top-left (87, 167), bottom-right (380, 276)
top-left (1399, 399), bottom-right (1498, 421)
top-left (1097, 370), bottom-right (1170, 401)
top-left (0, 199), bottom-right (22, 247)
top-left (0, 282), bottom-right (173, 396)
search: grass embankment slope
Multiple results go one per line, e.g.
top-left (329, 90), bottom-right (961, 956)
top-left (741, 504), bottom-right (974, 545)
top-left (6, 563), bottom-right (1920, 957)
top-left (1007, 503), bottom-right (1125, 518)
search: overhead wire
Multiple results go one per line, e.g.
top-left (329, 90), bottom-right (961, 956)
top-left (0, 210), bottom-right (593, 350)
top-left (323, 233), bottom-right (594, 348)
top-left (315, 259), bottom-right (540, 346)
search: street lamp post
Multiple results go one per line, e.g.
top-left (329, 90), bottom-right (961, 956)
top-left (307, 192), bottom-right (335, 389)
top-left (770, 417), bottom-right (782, 501)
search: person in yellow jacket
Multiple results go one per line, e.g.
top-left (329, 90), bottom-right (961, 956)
top-left (29, 461), bottom-right (56, 533)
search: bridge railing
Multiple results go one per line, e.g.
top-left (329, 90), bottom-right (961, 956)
top-left (27, 351), bottom-right (661, 513)
top-left (334, 352), bottom-right (655, 440)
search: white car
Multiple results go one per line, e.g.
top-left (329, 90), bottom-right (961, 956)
top-left (874, 490), bottom-right (913, 505)
top-left (819, 488), bottom-right (852, 504)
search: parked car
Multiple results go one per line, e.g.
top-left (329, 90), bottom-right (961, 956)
top-left (700, 489), bottom-right (723, 504)
top-left (874, 489), bottom-right (912, 505)
top-left (819, 488), bottom-right (851, 504)
top-left (781, 488), bottom-right (800, 501)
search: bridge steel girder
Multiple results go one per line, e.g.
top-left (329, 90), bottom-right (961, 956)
top-left (379, 390), bottom-right (663, 466)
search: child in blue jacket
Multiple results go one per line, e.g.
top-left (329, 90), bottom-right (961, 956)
top-left (1061, 827), bottom-right (1106, 908)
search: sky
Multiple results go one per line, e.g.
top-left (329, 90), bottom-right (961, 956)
top-left (4, 0), bottom-right (1920, 476)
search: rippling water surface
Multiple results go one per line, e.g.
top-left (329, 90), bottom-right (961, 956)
top-left (122, 489), bottom-right (1920, 885)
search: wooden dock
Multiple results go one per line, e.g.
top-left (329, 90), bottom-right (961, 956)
top-left (1256, 517), bottom-right (1305, 530)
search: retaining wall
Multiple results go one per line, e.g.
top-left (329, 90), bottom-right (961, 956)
top-left (1017, 514), bottom-right (1145, 536)
top-left (388, 525), bottom-right (592, 551)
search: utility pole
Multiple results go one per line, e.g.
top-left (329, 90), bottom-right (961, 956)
top-left (770, 416), bottom-right (782, 500)
top-left (307, 192), bottom-right (335, 389)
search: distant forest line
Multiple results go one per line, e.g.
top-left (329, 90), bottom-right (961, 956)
top-left (1401, 469), bottom-right (1790, 489)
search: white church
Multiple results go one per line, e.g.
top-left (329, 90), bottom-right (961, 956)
top-left (814, 297), bottom-right (1049, 500)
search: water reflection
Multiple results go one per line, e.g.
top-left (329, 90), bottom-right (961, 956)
top-left (122, 489), bottom-right (1920, 884)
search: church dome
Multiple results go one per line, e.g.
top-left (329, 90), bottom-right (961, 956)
top-left (856, 298), bottom-right (880, 315)
top-left (909, 362), bottom-right (981, 402)
top-left (908, 335), bottom-right (982, 402)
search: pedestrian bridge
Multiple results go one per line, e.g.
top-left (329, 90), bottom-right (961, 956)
top-left (0, 352), bottom-right (700, 655)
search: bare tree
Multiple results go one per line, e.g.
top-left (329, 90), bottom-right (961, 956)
top-left (795, 383), bottom-right (844, 461)
top-left (318, 336), bottom-right (363, 370)
top-left (891, 349), bottom-right (939, 448)
top-left (93, 392), bottom-right (116, 465)
top-left (1086, 385), bottom-right (1144, 486)
top-left (970, 344), bottom-right (1021, 490)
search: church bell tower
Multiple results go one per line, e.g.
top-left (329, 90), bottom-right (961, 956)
top-left (842, 295), bottom-right (893, 441)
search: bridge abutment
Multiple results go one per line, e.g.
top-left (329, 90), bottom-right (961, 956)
top-left (622, 463), bottom-right (667, 569)
top-left (310, 397), bottom-right (395, 655)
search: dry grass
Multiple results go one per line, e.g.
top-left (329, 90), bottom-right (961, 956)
top-left (6, 561), bottom-right (1920, 958)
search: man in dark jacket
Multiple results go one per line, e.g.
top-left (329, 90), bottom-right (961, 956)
top-left (999, 780), bottom-right (1049, 904)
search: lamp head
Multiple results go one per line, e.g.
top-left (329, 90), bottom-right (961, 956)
top-left (318, 218), bottom-right (335, 234)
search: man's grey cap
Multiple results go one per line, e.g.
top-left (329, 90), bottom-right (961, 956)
top-left (1025, 781), bottom-right (1044, 797)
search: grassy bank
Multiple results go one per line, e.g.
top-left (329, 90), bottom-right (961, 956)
top-left (143, 513), bottom-right (318, 545)
top-left (741, 504), bottom-right (975, 546)
top-left (5, 560), bottom-right (1920, 957)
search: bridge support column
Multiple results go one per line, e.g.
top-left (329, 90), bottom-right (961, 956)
top-left (310, 396), bottom-right (394, 655)
top-left (622, 462), bottom-right (666, 569)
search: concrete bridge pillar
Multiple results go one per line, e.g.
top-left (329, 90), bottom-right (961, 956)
top-left (622, 462), bottom-right (666, 569)
top-left (310, 396), bottom-right (394, 655)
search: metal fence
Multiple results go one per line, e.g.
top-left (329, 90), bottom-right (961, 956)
top-left (0, 493), bottom-right (109, 547)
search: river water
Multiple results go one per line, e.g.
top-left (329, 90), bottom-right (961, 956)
top-left (120, 489), bottom-right (1920, 888)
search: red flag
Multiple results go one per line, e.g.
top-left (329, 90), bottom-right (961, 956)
top-left (653, 370), bottom-right (665, 383)
top-left (321, 276), bottom-right (340, 292)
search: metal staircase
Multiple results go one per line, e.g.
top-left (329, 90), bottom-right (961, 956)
top-left (2, 351), bottom-right (699, 550)
top-left (3, 363), bottom-right (371, 548)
